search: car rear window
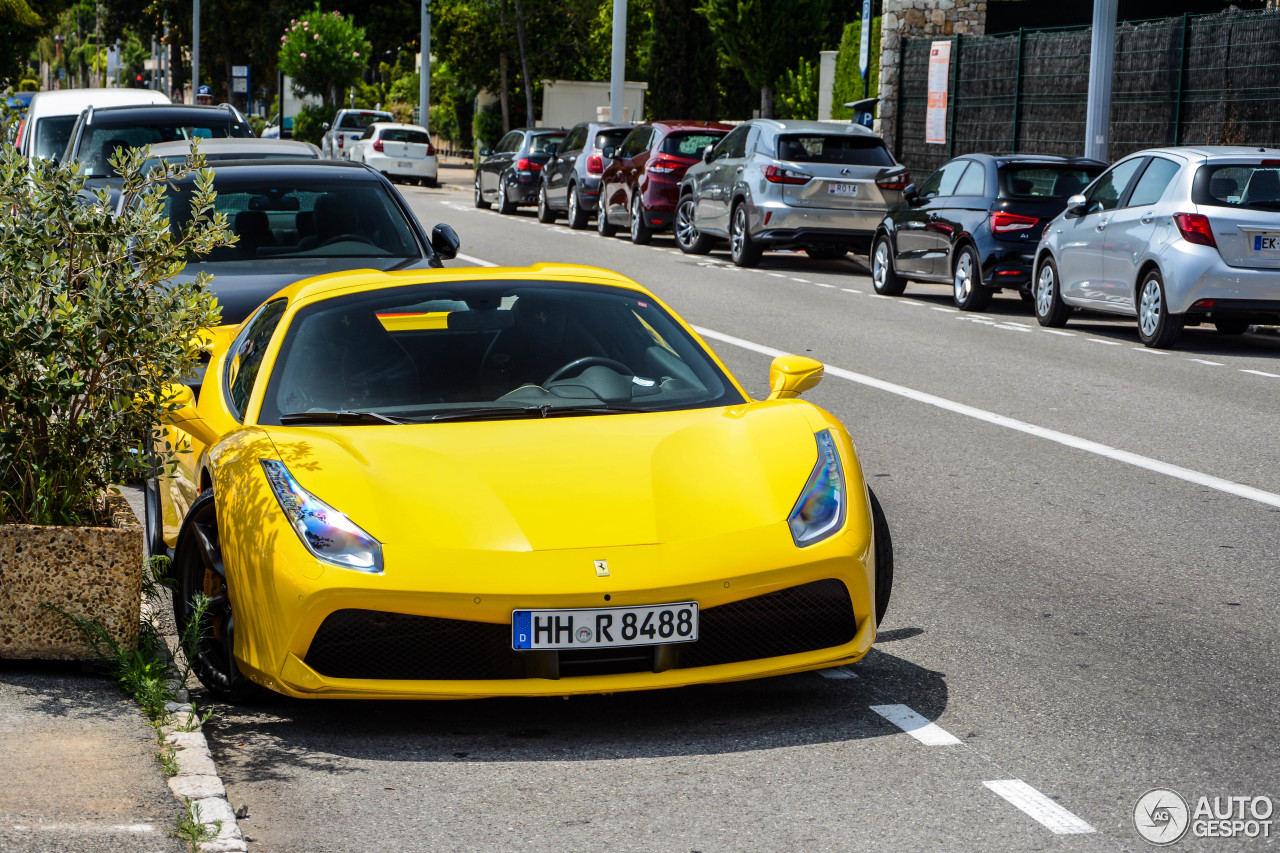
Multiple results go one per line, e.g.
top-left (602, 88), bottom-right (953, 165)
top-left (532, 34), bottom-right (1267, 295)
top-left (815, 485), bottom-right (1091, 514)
top-left (776, 135), bottom-right (894, 167)
top-left (339, 113), bottom-right (391, 130)
top-left (661, 132), bottom-right (726, 157)
top-left (595, 128), bottom-right (630, 150)
top-left (1193, 163), bottom-right (1280, 210)
top-left (529, 133), bottom-right (566, 153)
top-left (76, 122), bottom-right (239, 177)
top-left (379, 128), bottom-right (430, 144)
top-left (33, 115), bottom-right (76, 161)
top-left (1000, 165), bottom-right (1100, 200)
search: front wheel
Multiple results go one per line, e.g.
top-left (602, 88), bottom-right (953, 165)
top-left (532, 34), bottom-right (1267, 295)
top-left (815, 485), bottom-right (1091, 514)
top-left (630, 194), bottom-right (653, 245)
top-left (1137, 269), bottom-right (1184, 348)
top-left (172, 490), bottom-right (261, 702)
top-left (952, 245), bottom-right (991, 311)
top-left (675, 196), bottom-right (713, 254)
top-left (871, 236), bottom-right (907, 296)
top-left (870, 489), bottom-right (893, 626)
top-left (536, 182), bottom-right (557, 223)
top-left (729, 202), bottom-right (762, 267)
top-left (1034, 257), bottom-right (1070, 327)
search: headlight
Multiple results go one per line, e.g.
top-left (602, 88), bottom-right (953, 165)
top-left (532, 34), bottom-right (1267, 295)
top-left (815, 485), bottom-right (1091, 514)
top-left (260, 459), bottom-right (383, 573)
top-left (787, 430), bottom-right (846, 547)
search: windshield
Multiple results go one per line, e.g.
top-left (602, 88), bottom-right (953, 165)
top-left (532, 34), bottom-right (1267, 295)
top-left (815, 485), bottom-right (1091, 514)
top-left (661, 132), bottom-right (726, 157)
top-left (776, 135), bottom-right (895, 166)
top-left (33, 115), bottom-right (76, 160)
top-left (338, 112), bottom-right (392, 130)
top-left (1193, 163), bottom-right (1280, 210)
top-left (258, 281), bottom-right (743, 424)
top-left (164, 176), bottom-right (421, 261)
top-left (77, 121), bottom-right (241, 177)
top-left (1000, 165), bottom-right (1100, 199)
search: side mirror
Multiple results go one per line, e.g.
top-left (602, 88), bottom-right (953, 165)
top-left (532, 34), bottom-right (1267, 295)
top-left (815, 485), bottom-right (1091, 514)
top-left (162, 383), bottom-right (220, 447)
top-left (479, 146), bottom-right (491, 157)
top-left (702, 144), bottom-right (715, 164)
top-left (196, 324), bottom-right (238, 359)
top-left (766, 355), bottom-right (824, 400)
top-left (546, 142), bottom-right (558, 155)
top-left (322, 122), bottom-right (330, 131)
top-left (1064, 193), bottom-right (1088, 217)
top-left (903, 183), bottom-right (923, 206)
top-left (602, 146), bottom-right (616, 160)
top-left (431, 223), bottom-right (460, 260)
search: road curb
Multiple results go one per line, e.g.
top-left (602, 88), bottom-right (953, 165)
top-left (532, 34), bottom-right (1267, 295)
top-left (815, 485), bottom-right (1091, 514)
top-left (143, 595), bottom-right (248, 853)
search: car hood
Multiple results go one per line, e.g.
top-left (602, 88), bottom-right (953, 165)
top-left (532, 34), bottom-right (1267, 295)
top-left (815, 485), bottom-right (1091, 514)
top-left (261, 403), bottom-right (822, 553)
top-left (177, 257), bottom-right (437, 325)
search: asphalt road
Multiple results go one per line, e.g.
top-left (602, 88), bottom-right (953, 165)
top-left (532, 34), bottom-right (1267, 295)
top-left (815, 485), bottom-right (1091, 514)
top-left (199, 177), bottom-right (1280, 852)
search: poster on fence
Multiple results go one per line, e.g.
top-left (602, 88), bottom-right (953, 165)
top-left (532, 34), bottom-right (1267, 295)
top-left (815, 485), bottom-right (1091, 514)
top-left (926, 40), bottom-right (952, 145)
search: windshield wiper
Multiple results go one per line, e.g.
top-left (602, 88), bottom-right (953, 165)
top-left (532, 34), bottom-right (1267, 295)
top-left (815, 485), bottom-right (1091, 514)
top-left (279, 410), bottom-right (407, 426)
top-left (430, 404), bottom-right (646, 422)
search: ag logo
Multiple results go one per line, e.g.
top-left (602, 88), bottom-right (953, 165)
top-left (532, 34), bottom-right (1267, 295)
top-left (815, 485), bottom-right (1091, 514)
top-left (1134, 789), bottom-right (1190, 845)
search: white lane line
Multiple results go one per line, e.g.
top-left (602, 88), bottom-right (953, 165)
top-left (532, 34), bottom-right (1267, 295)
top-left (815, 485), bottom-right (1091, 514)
top-left (1040, 329), bottom-right (1075, 336)
top-left (982, 780), bottom-right (1096, 835)
top-left (931, 306), bottom-right (956, 313)
top-left (817, 666), bottom-right (858, 680)
top-left (1133, 347), bottom-right (1169, 354)
top-left (870, 704), bottom-right (962, 745)
top-left (10, 822), bottom-right (156, 833)
top-left (814, 283), bottom-right (836, 289)
top-left (456, 252), bottom-right (499, 267)
top-left (768, 273), bottom-right (788, 278)
top-left (995, 324), bottom-right (1033, 332)
top-left (1086, 338), bottom-right (1121, 345)
top-left (842, 288), bottom-right (863, 294)
top-left (1186, 358), bottom-right (1223, 366)
top-left (870, 294), bottom-right (892, 300)
top-left (900, 301), bottom-right (923, 307)
top-left (791, 278), bottom-right (811, 283)
top-left (1242, 369), bottom-right (1280, 378)
top-left (692, 325), bottom-right (1280, 510)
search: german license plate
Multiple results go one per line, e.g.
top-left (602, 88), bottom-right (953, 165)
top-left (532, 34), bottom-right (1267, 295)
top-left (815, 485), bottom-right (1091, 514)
top-left (512, 602), bottom-right (698, 650)
top-left (828, 183), bottom-right (859, 196)
top-left (397, 160), bottom-right (413, 169)
top-left (1252, 234), bottom-right (1280, 253)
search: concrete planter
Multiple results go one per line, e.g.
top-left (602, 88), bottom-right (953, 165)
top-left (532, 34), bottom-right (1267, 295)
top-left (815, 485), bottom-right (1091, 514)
top-left (0, 494), bottom-right (144, 660)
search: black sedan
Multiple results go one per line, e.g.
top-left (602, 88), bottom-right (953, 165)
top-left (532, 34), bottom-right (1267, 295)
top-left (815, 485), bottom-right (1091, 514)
top-left (161, 160), bottom-right (459, 326)
top-left (474, 127), bottom-right (566, 214)
top-left (871, 154), bottom-right (1105, 310)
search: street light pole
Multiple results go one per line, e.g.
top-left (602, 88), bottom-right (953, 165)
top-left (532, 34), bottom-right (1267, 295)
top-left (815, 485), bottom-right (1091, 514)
top-left (191, 0), bottom-right (200, 104)
top-left (419, 0), bottom-right (430, 131)
top-left (1084, 0), bottom-right (1117, 161)
top-left (609, 0), bottom-right (626, 122)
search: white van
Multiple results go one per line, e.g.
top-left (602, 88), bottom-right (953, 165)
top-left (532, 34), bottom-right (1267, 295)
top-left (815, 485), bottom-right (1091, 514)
top-left (17, 88), bottom-right (170, 164)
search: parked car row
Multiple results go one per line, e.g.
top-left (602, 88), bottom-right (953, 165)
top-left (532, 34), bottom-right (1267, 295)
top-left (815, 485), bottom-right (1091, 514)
top-left (319, 108), bottom-right (439, 187)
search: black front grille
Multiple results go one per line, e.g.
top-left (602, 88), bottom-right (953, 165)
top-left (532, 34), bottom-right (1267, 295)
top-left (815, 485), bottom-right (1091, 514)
top-left (303, 579), bottom-right (857, 682)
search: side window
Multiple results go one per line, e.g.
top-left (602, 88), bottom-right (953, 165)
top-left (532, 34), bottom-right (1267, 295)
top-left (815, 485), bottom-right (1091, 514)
top-left (729, 126), bottom-right (751, 158)
top-left (360, 127), bottom-right (375, 140)
top-left (714, 126), bottom-right (748, 160)
top-left (225, 299), bottom-right (288, 421)
top-left (954, 161), bottom-right (986, 196)
top-left (1084, 157), bottom-right (1145, 213)
top-left (570, 127), bottom-right (587, 152)
top-left (497, 132), bottom-right (519, 154)
top-left (1126, 157), bottom-right (1181, 208)
top-left (918, 160), bottom-right (968, 200)
top-left (621, 129), bottom-right (647, 158)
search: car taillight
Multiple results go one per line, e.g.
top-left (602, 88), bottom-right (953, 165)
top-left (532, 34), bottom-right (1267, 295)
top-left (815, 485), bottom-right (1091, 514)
top-left (648, 155), bottom-right (683, 174)
top-left (338, 135), bottom-right (344, 149)
top-left (1173, 212), bottom-right (1216, 247)
top-left (877, 170), bottom-right (910, 191)
top-left (516, 157), bottom-right (541, 171)
top-left (764, 165), bottom-right (810, 185)
top-left (426, 143), bottom-right (435, 156)
top-left (990, 210), bottom-right (1040, 235)
top-left (587, 155), bottom-right (603, 175)
top-left (372, 138), bottom-right (383, 153)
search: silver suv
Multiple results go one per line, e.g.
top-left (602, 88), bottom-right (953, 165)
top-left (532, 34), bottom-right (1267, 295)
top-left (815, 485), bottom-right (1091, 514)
top-left (675, 119), bottom-right (908, 267)
top-left (1035, 146), bottom-right (1280, 347)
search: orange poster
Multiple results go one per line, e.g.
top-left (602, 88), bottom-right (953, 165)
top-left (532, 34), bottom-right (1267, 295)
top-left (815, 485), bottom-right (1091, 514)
top-left (926, 40), bottom-right (952, 145)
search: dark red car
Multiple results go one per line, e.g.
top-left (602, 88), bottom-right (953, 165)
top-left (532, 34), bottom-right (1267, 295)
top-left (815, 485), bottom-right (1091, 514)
top-left (597, 120), bottom-right (733, 244)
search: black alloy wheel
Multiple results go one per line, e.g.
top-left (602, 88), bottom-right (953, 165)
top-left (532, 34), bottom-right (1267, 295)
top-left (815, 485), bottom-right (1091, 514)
top-left (473, 173), bottom-right (490, 209)
top-left (172, 490), bottom-right (260, 701)
top-left (871, 235), bottom-right (907, 296)
top-left (1033, 256), bottom-right (1070, 327)
top-left (566, 184), bottom-right (588, 230)
top-left (630, 194), bottom-right (653, 245)
top-left (675, 196), bottom-right (713, 254)
top-left (537, 182), bottom-right (557, 223)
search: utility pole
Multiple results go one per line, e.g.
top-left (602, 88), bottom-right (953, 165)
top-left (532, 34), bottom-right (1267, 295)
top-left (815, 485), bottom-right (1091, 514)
top-left (419, 0), bottom-right (430, 131)
top-left (191, 0), bottom-right (200, 104)
top-left (609, 0), bottom-right (626, 122)
top-left (1084, 0), bottom-right (1117, 161)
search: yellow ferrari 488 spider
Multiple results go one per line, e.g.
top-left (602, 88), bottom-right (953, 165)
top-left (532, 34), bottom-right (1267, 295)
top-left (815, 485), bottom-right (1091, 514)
top-left (151, 264), bottom-right (892, 700)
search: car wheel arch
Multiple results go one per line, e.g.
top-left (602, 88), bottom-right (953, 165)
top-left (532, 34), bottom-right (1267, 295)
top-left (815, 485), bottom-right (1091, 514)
top-left (1135, 259), bottom-right (1162, 306)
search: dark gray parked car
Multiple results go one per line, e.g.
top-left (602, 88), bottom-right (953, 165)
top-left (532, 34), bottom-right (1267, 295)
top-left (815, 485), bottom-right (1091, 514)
top-left (536, 121), bottom-right (633, 228)
top-left (474, 127), bottom-right (566, 215)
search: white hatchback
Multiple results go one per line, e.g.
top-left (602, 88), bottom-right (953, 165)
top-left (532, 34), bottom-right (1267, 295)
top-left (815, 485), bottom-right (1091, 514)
top-left (1034, 146), bottom-right (1280, 347)
top-left (348, 122), bottom-right (438, 187)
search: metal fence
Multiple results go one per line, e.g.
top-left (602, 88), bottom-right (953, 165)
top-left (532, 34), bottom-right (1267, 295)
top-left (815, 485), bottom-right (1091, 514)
top-left (895, 8), bottom-right (1280, 176)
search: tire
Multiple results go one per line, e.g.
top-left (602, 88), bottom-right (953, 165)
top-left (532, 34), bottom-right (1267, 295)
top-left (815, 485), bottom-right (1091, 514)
top-left (473, 173), bottom-right (490, 209)
top-left (172, 490), bottom-right (261, 702)
top-left (143, 476), bottom-right (168, 560)
top-left (597, 199), bottom-right (619, 237)
top-left (870, 489), bottom-right (893, 626)
top-left (536, 182), bottom-right (557, 223)
top-left (1137, 269), bottom-right (1184, 348)
top-left (422, 176), bottom-right (438, 188)
top-left (566, 184), bottom-right (589, 230)
top-left (729, 201), bottom-right (762, 267)
top-left (675, 195), bottom-right (713, 254)
top-left (629, 194), bottom-right (653, 245)
top-left (951, 245), bottom-right (991, 311)
top-left (871, 235), bottom-right (907, 296)
top-left (1033, 256), bottom-right (1070, 327)
top-left (496, 180), bottom-right (517, 215)
top-left (806, 247), bottom-right (847, 261)
top-left (1214, 318), bottom-right (1250, 335)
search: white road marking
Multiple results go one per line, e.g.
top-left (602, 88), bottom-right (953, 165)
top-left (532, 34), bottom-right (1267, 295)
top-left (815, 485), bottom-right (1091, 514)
top-left (456, 253), bottom-right (499, 267)
top-left (1187, 358), bottom-right (1223, 366)
top-left (1040, 329), bottom-right (1075, 336)
top-left (9, 822), bottom-right (156, 833)
top-left (1086, 338), bottom-right (1121, 345)
top-left (791, 278), bottom-right (811, 283)
top-left (995, 324), bottom-right (1032, 332)
top-left (870, 294), bottom-right (892, 300)
top-left (900, 301), bottom-right (923, 307)
top-left (817, 666), bottom-right (858, 679)
top-left (768, 273), bottom-right (787, 278)
top-left (1241, 369), bottom-right (1280, 377)
top-left (931, 306), bottom-right (956, 313)
top-left (870, 704), bottom-right (962, 746)
top-left (1133, 347), bottom-right (1168, 354)
top-left (842, 288), bottom-right (863, 294)
top-left (692, 325), bottom-right (1280, 510)
top-left (982, 780), bottom-right (1096, 835)
top-left (814, 283), bottom-right (836, 289)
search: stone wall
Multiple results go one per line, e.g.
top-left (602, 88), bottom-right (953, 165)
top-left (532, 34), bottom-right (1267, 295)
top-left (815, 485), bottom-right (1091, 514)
top-left (877, 0), bottom-right (987, 153)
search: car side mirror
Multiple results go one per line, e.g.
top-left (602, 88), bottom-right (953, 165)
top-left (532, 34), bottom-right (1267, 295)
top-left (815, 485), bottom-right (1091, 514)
top-left (196, 324), bottom-right (237, 359)
top-left (479, 146), bottom-right (491, 157)
top-left (322, 122), bottom-right (330, 131)
top-left (546, 143), bottom-right (558, 155)
top-left (903, 183), bottom-right (923, 206)
top-left (162, 383), bottom-right (220, 447)
top-left (602, 146), bottom-right (616, 160)
top-left (703, 144), bottom-right (715, 164)
top-left (766, 355), bottom-right (824, 400)
top-left (431, 223), bottom-right (460, 260)
top-left (1064, 193), bottom-right (1088, 217)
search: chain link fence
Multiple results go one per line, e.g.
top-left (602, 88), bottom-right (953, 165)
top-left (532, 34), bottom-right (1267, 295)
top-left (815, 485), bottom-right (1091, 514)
top-left (895, 7), bottom-right (1280, 176)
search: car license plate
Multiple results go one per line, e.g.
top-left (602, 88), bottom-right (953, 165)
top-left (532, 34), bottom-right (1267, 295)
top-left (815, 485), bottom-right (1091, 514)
top-left (827, 183), bottom-right (858, 196)
top-left (397, 160), bottom-right (413, 168)
top-left (1252, 233), bottom-right (1280, 253)
top-left (512, 602), bottom-right (698, 650)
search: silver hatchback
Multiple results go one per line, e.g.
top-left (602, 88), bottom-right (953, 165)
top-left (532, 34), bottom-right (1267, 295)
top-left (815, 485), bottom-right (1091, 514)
top-left (676, 119), bottom-right (908, 267)
top-left (1034, 146), bottom-right (1280, 347)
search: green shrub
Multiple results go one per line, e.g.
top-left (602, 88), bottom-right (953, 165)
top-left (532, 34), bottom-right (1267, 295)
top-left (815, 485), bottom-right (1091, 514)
top-left (291, 103), bottom-right (331, 146)
top-left (832, 15), bottom-right (880, 121)
top-left (776, 57), bottom-right (819, 120)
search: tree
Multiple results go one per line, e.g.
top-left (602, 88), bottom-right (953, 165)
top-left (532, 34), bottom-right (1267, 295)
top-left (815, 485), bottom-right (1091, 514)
top-left (278, 7), bottom-right (370, 106)
top-left (647, 0), bottom-right (718, 119)
top-left (697, 0), bottom-right (831, 119)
